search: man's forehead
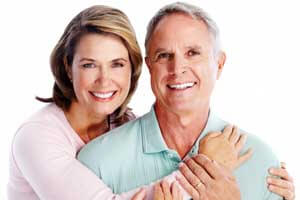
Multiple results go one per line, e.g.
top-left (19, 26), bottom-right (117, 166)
top-left (154, 13), bottom-right (207, 33)
top-left (148, 14), bottom-right (212, 54)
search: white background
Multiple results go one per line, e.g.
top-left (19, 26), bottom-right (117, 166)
top-left (0, 0), bottom-right (299, 199)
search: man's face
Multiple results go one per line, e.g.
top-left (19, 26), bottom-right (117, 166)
top-left (146, 13), bottom-right (226, 114)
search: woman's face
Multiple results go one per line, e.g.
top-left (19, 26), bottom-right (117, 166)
top-left (70, 33), bottom-right (131, 118)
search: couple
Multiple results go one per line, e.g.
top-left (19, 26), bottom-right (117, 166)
top-left (8, 2), bottom-right (294, 200)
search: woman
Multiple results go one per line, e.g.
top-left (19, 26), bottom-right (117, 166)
top-left (7, 5), bottom-right (294, 200)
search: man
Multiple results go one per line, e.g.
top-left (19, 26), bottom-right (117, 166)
top-left (78, 2), bottom-right (281, 200)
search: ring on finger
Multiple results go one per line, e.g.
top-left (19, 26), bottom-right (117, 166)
top-left (195, 181), bottom-right (203, 190)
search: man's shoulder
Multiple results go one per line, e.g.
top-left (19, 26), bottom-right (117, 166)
top-left (242, 131), bottom-right (279, 166)
top-left (213, 114), bottom-right (279, 164)
top-left (231, 129), bottom-right (281, 199)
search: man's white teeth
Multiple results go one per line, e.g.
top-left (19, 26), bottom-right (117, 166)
top-left (168, 82), bottom-right (195, 89)
top-left (92, 92), bottom-right (114, 99)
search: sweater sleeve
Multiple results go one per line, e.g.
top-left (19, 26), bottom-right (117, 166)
top-left (9, 122), bottom-right (142, 200)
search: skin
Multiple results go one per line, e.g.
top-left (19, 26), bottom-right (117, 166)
top-left (145, 13), bottom-right (295, 200)
top-left (145, 13), bottom-right (239, 200)
top-left (64, 33), bottom-right (132, 143)
top-left (57, 18), bottom-right (294, 200)
top-left (198, 125), bottom-right (253, 171)
top-left (268, 162), bottom-right (295, 200)
top-left (146, 13), bottom-right (226, 159)
top-left (177, 154), bottom-right (241, 200)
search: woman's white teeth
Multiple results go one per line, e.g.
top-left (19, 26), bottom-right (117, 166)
top-left (92, 92), bottom-right (114, 99)
top-left (168, 82), bottom-right (195, 89)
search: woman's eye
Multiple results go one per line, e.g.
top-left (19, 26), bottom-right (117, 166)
top-left (82, 63), bottom-right (95, 68)
top-left (112, 62), bottom-right (124, 68)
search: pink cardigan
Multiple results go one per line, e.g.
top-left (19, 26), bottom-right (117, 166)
top-left (7, 104), bottom-right (188, 200)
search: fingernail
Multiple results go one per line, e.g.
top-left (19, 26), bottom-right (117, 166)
top-left (268, 185), bottom-right (273, 190)
top-left (183, 155), bottom-right (191, 161)
top-left (200, 154), bottom-right (210, 161)
top-left (280, 162), bottom-right (286, 169)
top-left (267, 177), bottom-right (272, 183)
top-left (178, 162), bottom-right (184, 168)
top-left (268, 168), bottom-right (274, 173)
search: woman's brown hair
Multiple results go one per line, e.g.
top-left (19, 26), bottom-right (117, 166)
top-left (37, 5), bottom-right (142, 123)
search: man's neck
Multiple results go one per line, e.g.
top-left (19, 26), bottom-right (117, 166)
top-left (155, 102), bottom-right (210, 159)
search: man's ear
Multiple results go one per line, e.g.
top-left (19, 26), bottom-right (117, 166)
top-left (216, 51), bottom-right (226, 80)
top-left (145, 56), bottom-right (152, 74)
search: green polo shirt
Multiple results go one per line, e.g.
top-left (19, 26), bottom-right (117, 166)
top-left (78, 107), bottom-right (282, 200)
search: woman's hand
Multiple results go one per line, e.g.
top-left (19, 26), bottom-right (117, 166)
top-left (199, 125), bottom-right (253, 170)
top-left (267, 162), bottom-right (295, 200)
top-left (153, 180), bottom-right (183, 200)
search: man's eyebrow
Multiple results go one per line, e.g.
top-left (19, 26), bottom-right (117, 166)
top-left (185, 45), bottom-right (202, 50)
top-left (154, 48), bottom-right (168, 55)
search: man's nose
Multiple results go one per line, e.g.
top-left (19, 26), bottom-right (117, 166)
top-left (168, 54), bottom-right (187, 75)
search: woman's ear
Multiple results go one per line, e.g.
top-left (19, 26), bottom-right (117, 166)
top-left (64, 56), bottom-right (72, 81)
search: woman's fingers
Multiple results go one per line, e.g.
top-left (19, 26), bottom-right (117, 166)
top-left (179, 162), bottom-right (207, 188)
top-left (229, 126), bottom-right (240, 143)
top-left (184, 158), bottom-right (212, 186)
top-left (268, 184), bottom-right (295, 200)
top-left (171, 182), bottom-right (183, 200)
top-left (267, 177), bottom-right (293, 189)
top-left (236, 148), bottom-right (253, 167)
top-left (235, 133), bottom-right (247, 153)
top-left (153, 180), bottom-right (184, 200)
top-left (268, 164), bottom-right (295, 200)
top-left (193, 154), bottom-right (223, 179)
top-left (161, 180), bottom-right (172, 200)
top-left (280, 162), bottom-right (286, 169)
top-left (131, 188), bottom-right (146, 200)
top-left (204, 131), bottom-right (222, 139)
top-left (176, 172), bottom-right (200, 200)
top-left (269, 167), bottom-right (293, 182)
top-left (223, 125), bottom-right (233, 139)
top-left (154, 182), bottom-right (164, 200)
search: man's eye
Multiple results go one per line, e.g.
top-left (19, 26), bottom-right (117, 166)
top-left (112, 62), bottom-right (124, 68)
top-left (187, 50), bottom-right (200, 56)
top-left (157, 53), bottom-right (172, 60)
top-left (82, 63), bottom-right (95, 68)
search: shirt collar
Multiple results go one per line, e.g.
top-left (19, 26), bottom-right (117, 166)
top-left (141, 106), bottom-right (169, 154)
top-left (141, 105), bottom-right (226, 155)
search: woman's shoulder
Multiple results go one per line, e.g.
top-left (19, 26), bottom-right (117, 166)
top-left (23, 103), bottom-right (64, 123)
top-left (14, 103), bottom-right (71, 141)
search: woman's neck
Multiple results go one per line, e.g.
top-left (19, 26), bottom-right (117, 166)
top-left (64, 102), bottom-right (109, 143)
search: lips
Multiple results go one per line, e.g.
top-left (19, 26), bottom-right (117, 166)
top-left (167, 82), bottom-right (196, 90)
top-left (90, 91), bottom-right (117, 99)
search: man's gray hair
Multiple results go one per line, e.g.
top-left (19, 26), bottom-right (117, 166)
top-left (145, 2), bottom-right (221, 56)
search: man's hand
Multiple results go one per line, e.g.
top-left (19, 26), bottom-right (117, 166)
top-left (199, 125), bottom-right (253, 170)
top-left (176, 154), bottom-right (241, 200)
